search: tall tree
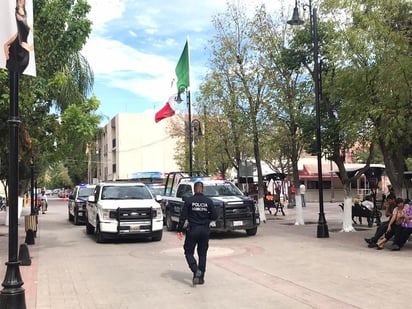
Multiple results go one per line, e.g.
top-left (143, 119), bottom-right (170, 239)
top-left (323, 0), bottom-right (412, 199)
top-left (198, 3), bottom-right (277, 221)
top-left (0, 0), bottom-right (99, 193)
top-left (254, 5), bottom-right (315, 223)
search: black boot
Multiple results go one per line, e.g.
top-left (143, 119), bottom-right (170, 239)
top-left (192, 270), bottom-right (202, 285)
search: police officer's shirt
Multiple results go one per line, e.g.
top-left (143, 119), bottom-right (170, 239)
top-left (177, 193), bottom-right (218, 232)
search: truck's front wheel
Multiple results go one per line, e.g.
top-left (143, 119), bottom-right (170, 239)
top-left (246, 227), bottom-right (257, 236)
top-left (166, 211), bottom-right (177, 231)
top-left (86, 219), bottom-right (94, 235)
top-left (68, 210), bottom-right (74, 222)
top-left (74, 210), bottom-right (80, 225)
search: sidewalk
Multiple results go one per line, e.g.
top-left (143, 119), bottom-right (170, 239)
top-left (0, 205), bottom-right (38, 309)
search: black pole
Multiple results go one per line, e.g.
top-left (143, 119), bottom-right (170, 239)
top-left (312, 7), bottom-right (329, 238)
top-left (30, 160), bottom-right (34, 215)
top-left (187, 90), bottom-right (193, 176)
top-left (0, 72), bottom-right (26, 308)
top-left (34, 180), bottom-right (37, 211)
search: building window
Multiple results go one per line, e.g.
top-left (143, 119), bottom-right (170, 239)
top-left (112, 164), bottom-right (116, 173)
top-left (112, 138), bottom-right (116, 149)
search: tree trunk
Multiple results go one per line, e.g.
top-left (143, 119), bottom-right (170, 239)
top-left (291, 146), bottom-right (304, 225)
top-left (380, 141), bottom-right (406, 198)
top-left (342, 182), bottom-right (355, 232)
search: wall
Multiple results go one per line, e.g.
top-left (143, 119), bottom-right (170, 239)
top-left (97, 113), bottom-right (180, 181)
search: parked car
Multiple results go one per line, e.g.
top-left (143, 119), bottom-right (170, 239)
top-left (52, 189), bottom-right (62, 196)
top-left (59, 189), bottom-right (71, 199)
top-left (68, 184), bottom-right (96, 225)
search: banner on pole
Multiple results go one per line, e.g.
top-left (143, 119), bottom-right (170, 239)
top-left (0, 0), bottom-right (36, 76)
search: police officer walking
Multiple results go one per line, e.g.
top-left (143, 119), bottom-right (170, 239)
top-left (177, 181), bottom-right (218, 286)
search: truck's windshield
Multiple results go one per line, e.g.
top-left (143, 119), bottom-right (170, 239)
top-left (203, 183), bottom-right (243, 197)
top-left (78, 187), bottom-right (95, 198)
top-left (101, 185), bottom-right (152, 200)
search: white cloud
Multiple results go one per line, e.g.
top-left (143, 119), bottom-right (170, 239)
top-left (83, 0), bottom-right (288, 117)
top-left (83, 37), bottom-right (173, 75)
top-left (83, 37), bottom-right (177, 100)
top-left (87, 0), bottom-right (125, 31)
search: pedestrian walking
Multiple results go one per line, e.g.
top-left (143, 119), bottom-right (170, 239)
top-left (300, 182), bottom-right (306, 207)
top-left (39, 190), bottom-right (48, 214)
top-left (177, 181), bottom-right (218, 286)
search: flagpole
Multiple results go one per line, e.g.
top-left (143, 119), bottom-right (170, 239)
top-left (187, 37), bottom-right (193, 175)
top-left (174, 38), bottom-right (191, 174)
top-left (187, 90), bottom-right (193, 175)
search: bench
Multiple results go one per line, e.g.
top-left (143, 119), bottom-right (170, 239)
top-left (338, 203), bottom-right (382, 227)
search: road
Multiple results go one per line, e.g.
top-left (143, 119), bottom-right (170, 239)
top-left (0, 197), bottom-right (411, 308)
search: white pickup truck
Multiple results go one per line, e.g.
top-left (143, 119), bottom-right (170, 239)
top-left (85, 182), bottom-right (163, 243)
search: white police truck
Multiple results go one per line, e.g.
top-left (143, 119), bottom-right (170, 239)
top-left (85, 182), bottom-right (163, 243)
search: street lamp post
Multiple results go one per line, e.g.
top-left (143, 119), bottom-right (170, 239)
top-left (288, 0), bottom-right (329, 238)
top-left (191, 119), bottom-right (202, 145)
top-left (190, 119), bottom-right (202, 173)
top-left (0, 72), bottom-right (26, 307)
top-left (30, 158), bottom-right (35, 215)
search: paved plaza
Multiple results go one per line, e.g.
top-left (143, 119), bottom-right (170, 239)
top-left (0, 198), bottom-right (410, 309)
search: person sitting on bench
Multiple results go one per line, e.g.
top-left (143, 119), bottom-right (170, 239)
top-left (365, 193), bottom-right (396, 248)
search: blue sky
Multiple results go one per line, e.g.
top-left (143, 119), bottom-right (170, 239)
top-left (82, 0), bottom-right (288, 122)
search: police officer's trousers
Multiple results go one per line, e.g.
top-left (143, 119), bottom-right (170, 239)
top-left (184, 225), bottom-right (210, 274)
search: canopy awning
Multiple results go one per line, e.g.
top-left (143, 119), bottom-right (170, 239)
top-left (299, 164), bottom-right (336, 179)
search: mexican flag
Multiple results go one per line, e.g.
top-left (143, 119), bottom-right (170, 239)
top-left (175, 40), bottom-right (190, 95)
top-left (155, 95), bottom-right (177, 123)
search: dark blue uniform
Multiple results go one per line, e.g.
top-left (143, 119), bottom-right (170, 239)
top-left (177, 192), bottom-right (218, 278)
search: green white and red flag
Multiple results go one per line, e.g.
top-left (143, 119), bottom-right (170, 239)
top-left (155, 95), bottom-right (178, 123)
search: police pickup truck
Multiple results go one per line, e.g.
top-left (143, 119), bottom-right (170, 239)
top-left (68, 184), bottom-right (96, 225)
top-left (85, 182), bottom-right (163, 243)
top-left (159, 172), bottom-right (259, 236)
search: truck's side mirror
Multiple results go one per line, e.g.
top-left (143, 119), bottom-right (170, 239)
top-left (155, 195), bottom-right (162, 203)
top-left (182, 192), bottom-right (193, 202)
top-left (87, 195), bottom-right (96, 203)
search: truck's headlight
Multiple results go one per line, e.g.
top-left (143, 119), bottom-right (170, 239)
top-left (152, 207), bottom-right (162, 219)
top-left (102, 209), bottom-right (111, 220)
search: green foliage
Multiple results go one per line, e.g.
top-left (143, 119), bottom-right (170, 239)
top-left (321, 0), bottom-right (412, 193)
top-left (194, 0), bottom-right (411, 197)
top-left (0, 0), bottom-right (99, 194)
top-left (44, 163), bottom-right (73, 189)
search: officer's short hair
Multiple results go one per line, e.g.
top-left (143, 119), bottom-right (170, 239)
top-left (194, 181), bottom-right (203, 192)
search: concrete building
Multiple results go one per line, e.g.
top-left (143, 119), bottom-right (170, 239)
top-left (96, 113), bottom-right (179, 181)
